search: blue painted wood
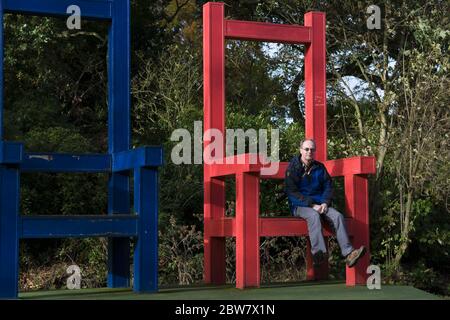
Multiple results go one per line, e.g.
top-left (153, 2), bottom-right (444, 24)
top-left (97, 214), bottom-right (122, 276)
top-left (107, 0), bottom-right (130, 153)
top-left (4, 0), bottom-right (112, 20)
top-left (0, 142), bottom-right (24, 165)
top-left (113, 147), bottom-right (164, 172)
top-left (107, 173), bottom-right (130, 288)
top-left (0, 0), bottom-right (163, 298)
top-left (107, 0), bottom-right (131, 289)
top-left (133, 168), bottom-right (159, 292)
top-left (19, 215), bottom-right (138, 238)
top-left (0, 166), bottom-right (20, 298)
top-left (0, 2), bottom-right (3, 141)
top-left (21, 153), bottom-right (111, 173)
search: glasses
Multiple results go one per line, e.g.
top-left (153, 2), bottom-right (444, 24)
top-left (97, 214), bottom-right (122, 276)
top-left (302, 147), bottom-right (316, 152)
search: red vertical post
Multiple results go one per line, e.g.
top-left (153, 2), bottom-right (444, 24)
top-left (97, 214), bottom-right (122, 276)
top-left (304, 12), bottom-right (327, 162)
top-left (306, 241), bottom-right (314, 280)
top-left (235, 172), bottom-right (260, 288)
top-left (345, 174), bottom-right (370, 285)
top-left (204, 178), bottom-right (226, 284)
top-left (203, 2), bottom-right (226, 285)
top-left (304, 11), bottom-right (329, 281)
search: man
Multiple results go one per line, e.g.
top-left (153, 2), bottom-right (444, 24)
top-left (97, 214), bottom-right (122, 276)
top-left (284, 139), bottom-right (366, 268)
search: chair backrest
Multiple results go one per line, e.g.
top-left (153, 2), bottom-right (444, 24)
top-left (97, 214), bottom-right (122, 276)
top-left (0, 0), bottom-right (130, 155)
top-left (203, 1), bottom-right (328, 162)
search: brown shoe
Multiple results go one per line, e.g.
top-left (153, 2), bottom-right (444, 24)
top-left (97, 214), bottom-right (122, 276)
top-left (345, 246), bottom-right (366, 268)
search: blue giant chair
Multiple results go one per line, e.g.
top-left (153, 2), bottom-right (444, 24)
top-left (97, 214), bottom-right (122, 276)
top-left (0, 0), bottom-right (163, 298)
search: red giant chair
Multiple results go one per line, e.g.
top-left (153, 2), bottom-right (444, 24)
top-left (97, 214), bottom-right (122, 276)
top-left (202, 2), bottom-right (376, 288)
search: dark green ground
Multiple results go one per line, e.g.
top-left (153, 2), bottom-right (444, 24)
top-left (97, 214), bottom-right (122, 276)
top-left (20, 281), bottom-right (441, 300)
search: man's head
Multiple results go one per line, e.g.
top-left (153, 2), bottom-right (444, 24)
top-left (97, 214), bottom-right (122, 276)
top-left (299, 139), bottom-right (316, 164)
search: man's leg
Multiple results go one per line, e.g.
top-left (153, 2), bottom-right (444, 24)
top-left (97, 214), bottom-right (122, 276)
top-left (322, 207), bottom-right (353, 257)
top-left (294, 207), bottom-right (326, 255)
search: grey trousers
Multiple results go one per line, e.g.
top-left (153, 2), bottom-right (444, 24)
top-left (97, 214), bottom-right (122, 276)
top-left (294, 206), bottom-right (353, 257)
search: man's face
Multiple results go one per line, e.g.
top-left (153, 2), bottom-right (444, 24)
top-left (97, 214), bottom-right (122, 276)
top-left (300, 140), bottom-right (316, 162)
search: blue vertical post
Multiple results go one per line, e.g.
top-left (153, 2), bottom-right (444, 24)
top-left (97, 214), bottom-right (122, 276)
top-left (0, 1), bottom-right (17, 299)
top-left (107, 0), bottom-right (131, 288)
top-left (133, 167), bottom-right (159, 292)
top-left (0, 165), bottom-right (20, 298)
top-left (0, 0), bottom-right (4, 140)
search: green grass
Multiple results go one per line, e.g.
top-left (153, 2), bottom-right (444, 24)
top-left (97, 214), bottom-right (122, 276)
top-left (19, 280), bottom-right (441, 300)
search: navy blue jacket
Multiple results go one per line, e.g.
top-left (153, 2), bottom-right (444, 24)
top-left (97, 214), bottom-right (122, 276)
top-left (284, 155), bottom-right (333, 215)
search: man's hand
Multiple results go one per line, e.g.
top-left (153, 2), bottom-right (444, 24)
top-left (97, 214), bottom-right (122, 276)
top-left (320, 203), bottom-right (328, 214)
top-left (313, 204), bottom-right (328, 214)
top-left (312, 204), bottom-right (322, 213)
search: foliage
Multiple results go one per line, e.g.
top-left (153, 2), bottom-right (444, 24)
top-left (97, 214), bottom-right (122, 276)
top-left (6, 0), bottom-right (449, 297)
top-left (159, 215), bottom-right (204, 285)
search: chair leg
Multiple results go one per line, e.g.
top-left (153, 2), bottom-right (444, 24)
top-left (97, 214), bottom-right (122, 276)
top-left (107, 173), bottom-right (130, 288)
top-left (204, 236), bottom-right (226, 285)
top-left (345, 175), bottom-right (370, 286)
top-left (204, 178), bottom-right (226, 285)
top-left (235, 172), bottom-right (260, 289)
top-left (306, 238), bottom-right (329, 281)
top-left (133, 168), bottom-right (158, 292)
top-left (0, 166), bottom-right (20, 299)
top-left (346, 245), bottom-right (370, 286)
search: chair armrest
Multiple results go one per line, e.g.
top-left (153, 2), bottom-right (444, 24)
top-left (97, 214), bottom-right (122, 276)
top-left (207, 154), bottom-right (376, 179)
top-left (0, 141), bottom-right (24, 165)
top-left (207, 153), bottom-right (264, 178)
top-left (112, 146), bottom-right (164, 172)
top-left (324, 156), bottom-right (376, 177)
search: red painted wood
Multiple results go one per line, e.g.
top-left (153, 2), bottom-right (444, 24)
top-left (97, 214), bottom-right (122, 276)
top-left (204, 217), bottom-right (235, 237)
top-left (260, 217), bottom-right (353, 237)
top-left (225, 20), bottom-right (311, 43)
top-left (202, 2), bottom-right (374, 289)
top-left (325, 157), bottom-right (376, 177)
top-left (235, 173), bottom-right (260, 288)
top-left (259, 157), bottom-right (376, 179)
top-left (203, 2), bottom-right (226, 285)
top-left (345, 175), bottom-right (370, 286)
top-left (305, 12), bottom-right (327, 162)
top-left (203, 177), bottom-right (226, 284)
top-left (306, 241), bottom-right (315, 280)
top-left (204, 217), bottom-right (354, 238)
top-left (209, 154), bottom-right (267, 178)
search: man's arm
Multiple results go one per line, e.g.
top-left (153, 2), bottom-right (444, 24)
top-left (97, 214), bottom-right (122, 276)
top-left (284, 162), bottom-right (314, 207)
top-left (320, 166), bottom-right (333, 206)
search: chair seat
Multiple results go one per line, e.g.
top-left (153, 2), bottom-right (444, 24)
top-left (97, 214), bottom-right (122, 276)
top-left (204, 216), bottom-right (354, 237)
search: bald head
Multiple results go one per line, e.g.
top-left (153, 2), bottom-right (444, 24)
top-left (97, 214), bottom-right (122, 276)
top-left (299, 139), bottom-right (316, 164)
top-left (300, 139), bottom-right (316, 150)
